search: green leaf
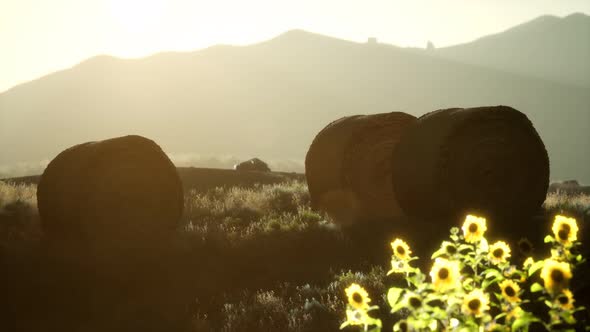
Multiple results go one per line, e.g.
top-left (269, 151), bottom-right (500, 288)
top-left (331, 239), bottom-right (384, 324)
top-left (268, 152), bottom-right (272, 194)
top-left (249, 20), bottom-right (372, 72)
top-left (482, 277), bottom-right (501, 291)
top-left (390, 301), bottom-right (407, 314)
top-left (512, 318), bottom-right (529, 331)
top-left (493, 293), bottom-right (503, 302)
top-left (431, 248), bottom-right (446, 259)
top-left (458, 244), bottom-right (473, 252)
top-left (387, 288), bottom-right (403, 309)
top-left (462, 277), bottom-right (473, 287)
top-left (576, 255), bottom-right (583, 262)
top-left (544, 235), bottom-right (554, 243)
top-left (528, 261), bottom-right (544, 276)
top-left (495, 312), bottom-right (507, 320)
top-left (483, 269), bottom-right (502, 279)
top-left (530, 282), bottom-right (544, 293)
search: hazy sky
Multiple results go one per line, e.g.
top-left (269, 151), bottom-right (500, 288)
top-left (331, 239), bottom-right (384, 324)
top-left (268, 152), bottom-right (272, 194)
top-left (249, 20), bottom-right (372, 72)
top-left (1, 0), bottom-right (589, 93)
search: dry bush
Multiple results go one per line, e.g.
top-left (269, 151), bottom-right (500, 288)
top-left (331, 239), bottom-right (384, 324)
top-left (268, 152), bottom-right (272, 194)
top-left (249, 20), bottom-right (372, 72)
top-left (0, 181), bottom-right (37, 209)
top-left (0, 181), bottom-right (41, 252)
top-left (543, 191), bottom-right (590, 215)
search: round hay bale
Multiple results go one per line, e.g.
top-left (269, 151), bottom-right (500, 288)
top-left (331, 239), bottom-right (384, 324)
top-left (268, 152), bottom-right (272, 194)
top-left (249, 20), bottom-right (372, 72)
top-left (305, 112), bottom-right (417, 225)
top-left (37, 135), bottom-right (183, 257)
top-left (391, 106), bottom-right (549, 225)
top-left (234, 158), bottom-right (271, 172)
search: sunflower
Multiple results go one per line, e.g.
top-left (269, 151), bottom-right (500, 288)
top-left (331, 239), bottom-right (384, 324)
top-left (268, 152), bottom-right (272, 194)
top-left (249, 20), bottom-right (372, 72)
top-left (391, 238), bottom-right (412, 260)
top-left (517, 238), bottom-right (534, 256)
top-left (555, 289), bottom-right (575, 310)
top-left (345, 283), bottom-right (371, 309)
top-left (393, 319), bottom-right (409, 332)
top-left (461, 214), bottom-right (487, 243)
top-left (506, 307), bottom-right (524, 322)
top-left (552, 215), bottom-right (579, 246)
top-left (387, 258), bottom-right (410, 275)
top-left (404, 292), bottom-right (423, 311)
top-left (345, 308), bottom-right (370, 326)
top-left (462, 289), bottom-right (490, 317)
top-left (488, 241), bottom-right (511, 265)
top-left (540, 259), bottom-right (572, 295)
top-left (499, 279), bottom-right (521, 303)
top-left (429, 258), bottom-right (461, 292)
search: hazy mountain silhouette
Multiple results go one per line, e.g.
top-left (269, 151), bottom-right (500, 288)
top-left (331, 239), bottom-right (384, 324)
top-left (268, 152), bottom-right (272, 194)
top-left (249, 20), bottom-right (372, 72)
top-left (429, 13), bottom-right (590, 88)
top-left (1, 16), bottom-right (589, 182)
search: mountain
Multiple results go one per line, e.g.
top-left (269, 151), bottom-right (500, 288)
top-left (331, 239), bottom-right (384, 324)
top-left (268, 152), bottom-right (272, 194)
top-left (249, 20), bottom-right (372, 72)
top-left (1, 25), bottom-right (589, 182)
top-left (429, 13), bottom-right (590, 88)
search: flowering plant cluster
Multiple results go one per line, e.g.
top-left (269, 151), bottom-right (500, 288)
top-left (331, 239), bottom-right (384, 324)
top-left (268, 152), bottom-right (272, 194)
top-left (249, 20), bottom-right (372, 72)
top-left (340, 214), bottom-right (586, 331)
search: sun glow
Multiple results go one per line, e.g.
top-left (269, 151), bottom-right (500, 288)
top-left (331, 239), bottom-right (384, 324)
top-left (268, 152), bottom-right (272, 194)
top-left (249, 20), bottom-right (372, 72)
top-left (109, 0), bottom-right (167, 34)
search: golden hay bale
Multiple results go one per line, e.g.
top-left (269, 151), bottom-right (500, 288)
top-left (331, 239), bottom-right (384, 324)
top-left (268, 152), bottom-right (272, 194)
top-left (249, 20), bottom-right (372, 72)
top-left (391, 106), bottom-right (549, 223)
top-left (37, 135), bottom-right (183, 256)
top-left (305, 112), bottom-right (417, 225)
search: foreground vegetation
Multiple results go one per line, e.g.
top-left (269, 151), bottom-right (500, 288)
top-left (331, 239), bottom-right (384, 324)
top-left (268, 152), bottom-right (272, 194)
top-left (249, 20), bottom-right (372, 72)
top-left (0, 180), bottom-right (588, 331)
top-left (342, 214), bottom-right (588, 331)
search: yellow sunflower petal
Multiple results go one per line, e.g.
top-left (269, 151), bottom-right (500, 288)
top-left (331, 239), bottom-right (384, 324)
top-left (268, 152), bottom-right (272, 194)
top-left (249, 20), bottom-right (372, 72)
top-left (540, 259), bottom-right (572, 295)
top-left (461, 289), bottom-right (490, 317)
top-left (461, 214), bottom-right (487, 243)
top-left (429, 258), bottom-right (461, 292)
top-left (555, 289), bottom-right (575, 310)
top-left (499, 279), bottom-right (521, 303)
top-left (345, 283), bottom-right (371, 309)
top-left (552, 215), bottom-right (579, 245)
top-left (391, 238), bottom-right (412, 260)
top-left (488, 241), bottom-right (511, 265)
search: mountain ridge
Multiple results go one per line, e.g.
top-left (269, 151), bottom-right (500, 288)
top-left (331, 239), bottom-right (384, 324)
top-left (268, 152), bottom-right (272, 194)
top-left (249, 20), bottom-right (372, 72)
top-left (431, 13), bottom-right (590, 87)
top-left (1, 15), bottom-right (589, 182)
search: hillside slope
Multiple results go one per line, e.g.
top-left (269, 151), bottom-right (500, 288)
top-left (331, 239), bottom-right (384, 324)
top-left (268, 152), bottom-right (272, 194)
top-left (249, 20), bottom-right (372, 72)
top-left (431, 13), bottom-right (590, 87)
top-left (1, 29), bottom-right (589, 182)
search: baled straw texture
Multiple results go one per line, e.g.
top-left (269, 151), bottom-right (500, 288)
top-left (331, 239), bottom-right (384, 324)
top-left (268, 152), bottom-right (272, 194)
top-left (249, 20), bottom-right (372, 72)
top-left (37, 135), bottom-right (184, 256)
top-left (392, 106), bottom-right (549, 225)
top-left (306, 112), bottom-right (417, 225)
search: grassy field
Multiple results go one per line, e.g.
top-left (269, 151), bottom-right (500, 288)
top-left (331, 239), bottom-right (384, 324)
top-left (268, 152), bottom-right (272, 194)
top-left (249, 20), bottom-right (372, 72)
top-left (0, 180), bottom-right (588, 331)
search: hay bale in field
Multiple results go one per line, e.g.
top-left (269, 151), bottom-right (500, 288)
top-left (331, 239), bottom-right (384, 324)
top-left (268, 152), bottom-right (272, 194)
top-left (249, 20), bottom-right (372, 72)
top-left (305, 112), bottom-right (417, 225)
top-left (37, 135), bottom-right (183, 257)
top-left (234, 158), bottom-right (271, 172)
top-left (391, 106), bottom-right (549, 224)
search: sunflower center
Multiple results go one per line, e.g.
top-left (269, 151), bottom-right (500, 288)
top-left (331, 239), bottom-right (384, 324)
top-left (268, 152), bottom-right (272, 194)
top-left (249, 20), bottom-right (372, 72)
top-left (557, 294), bottom-right (569, 305)
top-left (438, 268), bottom-right (449, 280)
top-left (519, 241), bottom-right (531, 253)
top-left (409, 297), bottom-right (422, 308)
top-left (551, 269), bottom-right (565, 283)
top-left (446, 245), bottom-right (457, 254)
top-left (468, 223), bottom-right (478, 233)
top-left (493, 248), bottom-right (504, 258)
top-left (397, 246), bottom-right (405, 255)
top-left (468, 299), bottom-right (481, 311)
top-left (505, 286), bottom-right (516, 297)
top-left (399, 321), bottom-right (408, 332)
top-left (352, 292), bottom-right (363, 304)
top-left (557, 225), bottom-right (570, 240)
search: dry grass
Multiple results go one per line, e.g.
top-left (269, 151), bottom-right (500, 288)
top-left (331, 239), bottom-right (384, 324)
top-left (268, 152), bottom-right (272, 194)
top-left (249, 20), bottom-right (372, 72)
top-left (0, 180), bottom-right (37, 210)
top-left (0, 181), bottom-right (41, 253)
top-left (543, 191), bottom-right (590, 215)
top-left (0, 180), bottom-right (588, 331)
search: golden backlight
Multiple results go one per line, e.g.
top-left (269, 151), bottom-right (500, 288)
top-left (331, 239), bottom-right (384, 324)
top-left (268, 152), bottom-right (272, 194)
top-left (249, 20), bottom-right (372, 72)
top-left (108, 0), bottom-right (167, 34)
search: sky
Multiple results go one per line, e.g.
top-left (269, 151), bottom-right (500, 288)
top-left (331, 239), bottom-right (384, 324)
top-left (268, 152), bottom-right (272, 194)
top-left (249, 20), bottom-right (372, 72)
top-left (1, 0), bottom-right (589, 93)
